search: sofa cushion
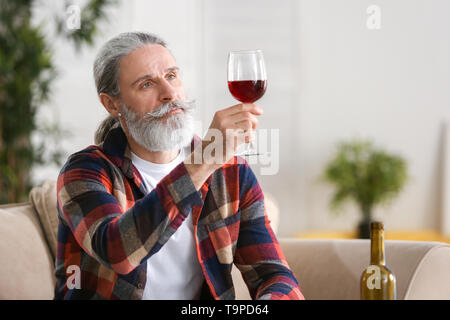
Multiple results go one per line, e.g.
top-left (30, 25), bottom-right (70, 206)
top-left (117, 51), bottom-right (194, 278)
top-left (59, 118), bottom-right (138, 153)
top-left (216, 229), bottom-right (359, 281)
top-left (29, 180), bottom-right (58, 258)
top-left (0, 203), bottom-right (55, 299)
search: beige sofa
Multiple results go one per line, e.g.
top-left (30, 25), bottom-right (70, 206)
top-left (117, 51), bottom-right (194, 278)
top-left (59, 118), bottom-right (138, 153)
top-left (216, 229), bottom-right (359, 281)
top-left (1, 180), bottom-right (449, 300)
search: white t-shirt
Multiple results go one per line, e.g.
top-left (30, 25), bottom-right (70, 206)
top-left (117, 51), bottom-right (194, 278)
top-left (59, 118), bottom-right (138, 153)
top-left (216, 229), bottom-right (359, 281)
top-left (131, 149), bottom-right (204, 300)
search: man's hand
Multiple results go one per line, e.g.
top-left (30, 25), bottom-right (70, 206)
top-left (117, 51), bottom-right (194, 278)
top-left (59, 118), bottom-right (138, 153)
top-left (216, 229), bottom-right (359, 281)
top-left (184, 103), bottom-right (263, 190)
top-left (207, 103), bottom-right (263, 163)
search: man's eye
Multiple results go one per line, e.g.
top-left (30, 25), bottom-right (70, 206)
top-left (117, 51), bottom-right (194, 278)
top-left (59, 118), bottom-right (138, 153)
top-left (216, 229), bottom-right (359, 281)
top-left (142, 81), bottom-right (152, 88)
top-left (167, 73), bottom-right (176, 80)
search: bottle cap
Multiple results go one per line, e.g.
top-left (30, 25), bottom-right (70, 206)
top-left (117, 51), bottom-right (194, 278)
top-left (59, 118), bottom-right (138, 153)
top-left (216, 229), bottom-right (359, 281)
top-left (370, 221), bottom-right (384, 230)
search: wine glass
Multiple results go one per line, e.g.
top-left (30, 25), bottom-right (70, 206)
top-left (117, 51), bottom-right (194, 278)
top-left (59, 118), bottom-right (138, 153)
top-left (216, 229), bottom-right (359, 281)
top-left (227, 50), bottom-right (267, 156)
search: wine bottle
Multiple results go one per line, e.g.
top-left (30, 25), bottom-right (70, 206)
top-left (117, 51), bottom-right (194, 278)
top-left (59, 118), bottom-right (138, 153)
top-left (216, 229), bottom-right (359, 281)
top-left (360, 222), bottom-right (397, 300)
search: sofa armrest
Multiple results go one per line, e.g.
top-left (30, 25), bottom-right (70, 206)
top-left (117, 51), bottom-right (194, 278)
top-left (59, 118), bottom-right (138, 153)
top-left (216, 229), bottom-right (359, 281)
top-left (0, 203), bottom-right (56, 299)
top-left (403, 244), bottom-right (450, 299)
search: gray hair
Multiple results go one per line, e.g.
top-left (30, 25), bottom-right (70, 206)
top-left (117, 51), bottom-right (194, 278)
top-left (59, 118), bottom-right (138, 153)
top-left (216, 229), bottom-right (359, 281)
top-left (93, 31), bottom-right (167, 144)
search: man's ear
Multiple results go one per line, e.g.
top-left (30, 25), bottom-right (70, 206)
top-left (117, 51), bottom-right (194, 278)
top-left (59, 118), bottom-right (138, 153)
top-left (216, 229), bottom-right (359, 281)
top-left (99, 93), bottom-right (121, 118)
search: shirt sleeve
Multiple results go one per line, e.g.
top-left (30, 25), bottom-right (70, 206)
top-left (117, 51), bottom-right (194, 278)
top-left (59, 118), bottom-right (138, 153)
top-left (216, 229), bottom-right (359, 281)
top-left (234, 160), bottom-right (305, 300)
top-left (56, 149), bottom-right (203, 275)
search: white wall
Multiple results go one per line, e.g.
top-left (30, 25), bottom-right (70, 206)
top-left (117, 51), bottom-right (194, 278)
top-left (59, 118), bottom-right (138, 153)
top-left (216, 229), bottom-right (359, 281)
top-left (32, 0), bottom-right (450, 237)
top-left (297, 0), bottom-right (450, 234)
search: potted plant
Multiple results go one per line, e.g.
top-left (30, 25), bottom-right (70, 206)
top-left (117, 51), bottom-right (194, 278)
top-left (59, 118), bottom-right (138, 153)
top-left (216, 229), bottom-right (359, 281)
top-left (0, 0), bottom-right (114, 203)
top-left (322, 139), bottom-right (408, 238)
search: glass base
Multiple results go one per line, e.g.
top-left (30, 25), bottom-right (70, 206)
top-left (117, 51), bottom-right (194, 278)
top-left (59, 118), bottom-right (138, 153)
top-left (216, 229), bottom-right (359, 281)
top-left (235, 142), bottom-right (257, 156)
top-left (235, 143), bottom-right (271, 157)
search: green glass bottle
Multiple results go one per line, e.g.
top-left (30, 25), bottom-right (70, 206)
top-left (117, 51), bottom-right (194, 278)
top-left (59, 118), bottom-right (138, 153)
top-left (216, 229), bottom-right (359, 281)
top-left (360, 222), bottom-right (397, 300)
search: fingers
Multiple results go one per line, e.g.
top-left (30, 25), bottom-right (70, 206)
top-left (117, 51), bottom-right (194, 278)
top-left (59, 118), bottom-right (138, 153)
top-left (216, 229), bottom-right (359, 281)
top-left (222, 103), bottom-right (263, 116)
top-left (228, 111), bottom-right (258, 130)
top-left (205, 103), bottom-right (262, 162)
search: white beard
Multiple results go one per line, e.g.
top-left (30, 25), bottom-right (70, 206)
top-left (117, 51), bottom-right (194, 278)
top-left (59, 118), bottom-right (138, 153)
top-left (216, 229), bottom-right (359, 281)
top-left (120, 100), bottom-right (195, 152)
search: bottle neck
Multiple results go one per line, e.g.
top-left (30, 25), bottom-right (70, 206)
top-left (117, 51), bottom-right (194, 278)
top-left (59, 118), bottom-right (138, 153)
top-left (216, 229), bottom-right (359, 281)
top-left (370, 228), bottom-right (386, 265)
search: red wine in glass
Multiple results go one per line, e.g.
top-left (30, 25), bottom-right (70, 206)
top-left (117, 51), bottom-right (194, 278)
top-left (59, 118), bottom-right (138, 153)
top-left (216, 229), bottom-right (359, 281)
top-left (227, 80), bottom-right (267, 103)
top-left (227, 50), bottom-right (267, 156)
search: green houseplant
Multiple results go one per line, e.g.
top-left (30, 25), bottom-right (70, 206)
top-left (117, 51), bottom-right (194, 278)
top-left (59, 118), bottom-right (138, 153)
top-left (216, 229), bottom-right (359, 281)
top-left (0, 0), bottom-right (115, 204)
top-left (322, 139), bottom-right (408, 238)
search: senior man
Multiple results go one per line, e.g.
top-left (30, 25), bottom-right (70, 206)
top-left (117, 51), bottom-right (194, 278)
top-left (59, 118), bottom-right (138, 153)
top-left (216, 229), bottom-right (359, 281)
top-left (54, 31), bottom-right (303, 300)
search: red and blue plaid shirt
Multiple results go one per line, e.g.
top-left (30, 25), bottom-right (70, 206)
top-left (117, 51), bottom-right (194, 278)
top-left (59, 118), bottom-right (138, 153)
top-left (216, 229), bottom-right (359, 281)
top-left (54, 123), bottom-right (303, 300)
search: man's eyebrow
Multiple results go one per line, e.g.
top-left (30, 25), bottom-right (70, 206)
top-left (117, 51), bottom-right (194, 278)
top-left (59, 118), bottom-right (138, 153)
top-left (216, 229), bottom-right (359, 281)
top-left (166, 66), bottom-right (180, 73)
top-left (131, 66), bottom-right (180, 87)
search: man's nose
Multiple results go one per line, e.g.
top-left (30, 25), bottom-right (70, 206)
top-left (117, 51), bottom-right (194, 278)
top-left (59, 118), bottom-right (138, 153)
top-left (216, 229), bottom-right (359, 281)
top-left (159, 80), bottom-right (177, 102)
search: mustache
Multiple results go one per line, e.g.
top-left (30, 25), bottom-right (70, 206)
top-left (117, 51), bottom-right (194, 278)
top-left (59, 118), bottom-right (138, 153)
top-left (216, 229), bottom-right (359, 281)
top-left (143, 100), bottom-right (195, 119)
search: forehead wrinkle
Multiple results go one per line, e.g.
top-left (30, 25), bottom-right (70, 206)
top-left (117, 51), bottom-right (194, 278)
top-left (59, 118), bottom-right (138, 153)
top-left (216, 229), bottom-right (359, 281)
top-left (119, 43), bottom-right (176, 86)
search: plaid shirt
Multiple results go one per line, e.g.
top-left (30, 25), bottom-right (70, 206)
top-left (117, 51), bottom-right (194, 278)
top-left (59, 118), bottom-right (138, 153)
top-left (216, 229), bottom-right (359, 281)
top-left (54, 123), bottom-right (303, 300)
